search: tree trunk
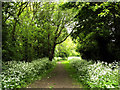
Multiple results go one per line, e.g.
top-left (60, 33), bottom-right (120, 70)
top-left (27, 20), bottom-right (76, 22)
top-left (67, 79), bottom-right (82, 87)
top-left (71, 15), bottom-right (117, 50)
top-left (48, 33), bottom-right (50, 58)
top-left (11, 20), bottom-right (17, 44)
top-left (49, 43), bottom-right (56, 61)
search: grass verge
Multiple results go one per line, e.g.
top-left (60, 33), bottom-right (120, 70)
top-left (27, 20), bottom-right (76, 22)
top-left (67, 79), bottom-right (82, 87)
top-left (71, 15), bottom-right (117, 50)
top-left (61, 61), bottom-right (87, 88)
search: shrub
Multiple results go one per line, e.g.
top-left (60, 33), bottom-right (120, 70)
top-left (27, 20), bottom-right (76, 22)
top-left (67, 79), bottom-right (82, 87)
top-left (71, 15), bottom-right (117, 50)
top-left (69, 59), bottom-right (119, 88)
top-left (1, 58), bottom-right (54, 89)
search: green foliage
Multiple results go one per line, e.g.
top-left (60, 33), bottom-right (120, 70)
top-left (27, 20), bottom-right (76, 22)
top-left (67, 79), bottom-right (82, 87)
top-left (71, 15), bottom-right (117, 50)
top-left (3, 2), bottom-right (120, 89)
top-left (55, 37), bottom-right (80, 58)
top-left (1, 58), bottom-right (55, 89)
top-left (2, 2), bottom-right (75, 61)
top-left (69, 59), bottom-right (119, 88)
top-left (62, 2), bottom-right (120, 62)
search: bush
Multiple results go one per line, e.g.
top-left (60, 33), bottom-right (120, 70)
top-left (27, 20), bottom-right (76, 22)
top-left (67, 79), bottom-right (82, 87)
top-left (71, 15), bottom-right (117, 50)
top-left (1, 58), bottom-right (54, 89)
top-left (69, 59), bottom-right (119, 88)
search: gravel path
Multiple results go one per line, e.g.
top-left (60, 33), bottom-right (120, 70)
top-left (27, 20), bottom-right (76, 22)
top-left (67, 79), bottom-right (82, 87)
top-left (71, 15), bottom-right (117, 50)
top-left (28, 61), bottom-right (82, 88)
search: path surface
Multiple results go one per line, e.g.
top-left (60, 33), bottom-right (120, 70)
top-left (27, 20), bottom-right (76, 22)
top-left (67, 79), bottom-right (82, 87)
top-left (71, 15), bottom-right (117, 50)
top-left (28, 61), bottom-right (81, 88)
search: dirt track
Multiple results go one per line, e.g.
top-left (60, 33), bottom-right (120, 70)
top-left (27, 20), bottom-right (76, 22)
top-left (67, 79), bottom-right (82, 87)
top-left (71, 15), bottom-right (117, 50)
top-left (28, 62), bottom-right (82, 88)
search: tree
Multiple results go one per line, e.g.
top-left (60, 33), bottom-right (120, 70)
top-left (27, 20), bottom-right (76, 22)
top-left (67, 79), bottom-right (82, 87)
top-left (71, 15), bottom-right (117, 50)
top-left (62, 2), bottom-right (120, 62)
top-left (2, 2), bottom-right (42, 61)
top-left (35, 2), bottom-right (75, 61)
top-left (2, 2), bottom-right (29, 61)
top-left (2, 2), bottom-right (75, 61)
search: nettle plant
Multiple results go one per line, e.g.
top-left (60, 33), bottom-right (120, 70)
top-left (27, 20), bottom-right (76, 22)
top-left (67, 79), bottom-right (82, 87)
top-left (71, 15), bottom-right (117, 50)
top-left (70, 59), bottom-right (119, 88)
top-left (1, 58), bottom-right (53, 89)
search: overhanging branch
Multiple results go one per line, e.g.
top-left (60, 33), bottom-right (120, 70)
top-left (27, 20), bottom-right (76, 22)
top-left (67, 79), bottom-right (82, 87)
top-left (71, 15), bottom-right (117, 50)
top-left (56, 29), bottom-right (74, 44)
top-left (54, 16), bottom-right (65, 35)
top-left (18, 2), bottom-right (28, 16)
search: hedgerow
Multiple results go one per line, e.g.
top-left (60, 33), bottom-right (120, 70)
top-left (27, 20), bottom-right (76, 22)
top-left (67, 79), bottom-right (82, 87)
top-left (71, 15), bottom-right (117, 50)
top-left (69, 59), bottom-right (119, 88)
top-left (1, 58), bottom-right (55, 89)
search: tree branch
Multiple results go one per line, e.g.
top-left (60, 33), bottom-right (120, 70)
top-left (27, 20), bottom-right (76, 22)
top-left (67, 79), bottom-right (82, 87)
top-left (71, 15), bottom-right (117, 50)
top-left (18, 2), bottom-right (28, 17)
top-left (56, 29), bottom-right (74, 44)
top-left (54, 12), bottom-right (64, 35)
top-left (54, 17), bottom-right (63, 35)
top-left (4, 14), bottom-right (11, 22)
top-left (54, 24), bottom-right (60, 35)
top-left (11, 2), bottom-right (28, 42)
top-left (55, 16), bottom-right (65, 39)
top-left (57, 26), bottom-right (64, 38)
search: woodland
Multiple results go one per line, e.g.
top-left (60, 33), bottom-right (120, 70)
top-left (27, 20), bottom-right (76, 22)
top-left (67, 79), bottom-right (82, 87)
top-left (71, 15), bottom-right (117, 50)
top-left (1, 1), bottom-right (120, 89)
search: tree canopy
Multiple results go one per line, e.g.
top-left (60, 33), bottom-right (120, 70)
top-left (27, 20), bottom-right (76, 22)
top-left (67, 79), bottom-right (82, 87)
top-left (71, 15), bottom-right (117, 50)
top-left (61, 2), bottom-right (120, 62)
top-left (2, 1), bottom-right (120, 63)
top-left (2, 2), bottom-right (75, 61)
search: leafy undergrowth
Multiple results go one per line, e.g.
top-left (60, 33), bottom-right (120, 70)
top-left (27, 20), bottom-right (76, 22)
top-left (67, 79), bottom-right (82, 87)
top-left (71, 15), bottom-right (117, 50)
top-left (1, 58), bottom-right (56, 89)
top-left (62, 58), bottom-right (119, 88)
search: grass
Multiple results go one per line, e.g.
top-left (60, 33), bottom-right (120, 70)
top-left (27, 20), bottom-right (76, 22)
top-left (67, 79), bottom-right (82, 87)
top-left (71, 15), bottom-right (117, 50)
top-left (61, 60), bottom-right (86, 88)
top-left (61, 61), bottom-right (76, 78)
